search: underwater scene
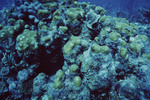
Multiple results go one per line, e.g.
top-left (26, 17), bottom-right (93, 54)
top-left (0, 0), bottom-right (150, 99)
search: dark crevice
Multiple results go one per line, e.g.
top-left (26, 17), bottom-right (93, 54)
top-left (90, 30), bottom-right (99, 40)
top-left (36, 38), bottom-right (64, 75)
top-left (0, 91), bottom-right (11, 100)
top-left (90, 86), bottom-right (111, 100)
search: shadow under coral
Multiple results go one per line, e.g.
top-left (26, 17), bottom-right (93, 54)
top-left (36, 38), bottom-right (64, 75)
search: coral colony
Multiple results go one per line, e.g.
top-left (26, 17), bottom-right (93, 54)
top-left (0, 0), bottom-right (150, 99)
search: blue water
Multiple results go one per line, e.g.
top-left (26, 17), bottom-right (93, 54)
top-left (80, 0), bottom-right (150, 15)
top-left (0, 0), bottom-right (14, 9)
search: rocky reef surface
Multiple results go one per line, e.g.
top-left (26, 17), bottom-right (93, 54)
top-left (0, 0), bottom-right (150, 99)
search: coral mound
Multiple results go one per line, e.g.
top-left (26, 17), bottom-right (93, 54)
top-left (0, 0), bottom-right (150, 100)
